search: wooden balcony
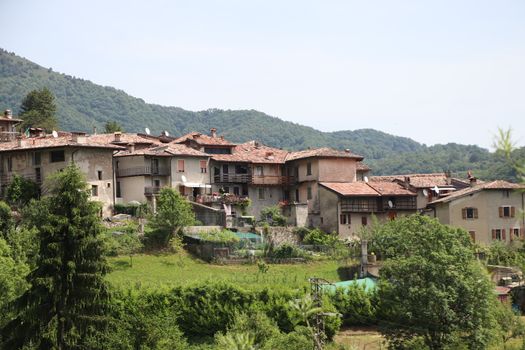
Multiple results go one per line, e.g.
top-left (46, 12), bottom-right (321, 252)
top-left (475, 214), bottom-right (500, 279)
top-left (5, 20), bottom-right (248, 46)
top-left (195, 194), bottom-right (249, 205)
top-left (0, 131), bottom-right (20, 142)
top-left (0, 172), bottom-right (42, 186)
top-left (144, 186), bottom-right (162, 196)
top-left (213, 173), bottom-right (295, 186)
top-left (117, 166), bottom-right (170, 178)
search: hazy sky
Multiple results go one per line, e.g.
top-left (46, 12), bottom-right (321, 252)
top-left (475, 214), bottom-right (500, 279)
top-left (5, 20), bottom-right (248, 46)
top-left (1, 0), bottom-right (524, 148)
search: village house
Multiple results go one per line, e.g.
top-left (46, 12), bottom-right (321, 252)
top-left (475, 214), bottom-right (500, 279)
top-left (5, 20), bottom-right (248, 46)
top-left (0, 109), bottom-right (21, 142)
top-left (0, 131), bottom-right (124, 216)
top-left (318, 181), bottom-right (417, 239)
top-left (427, 180), bottom-right (525, 245)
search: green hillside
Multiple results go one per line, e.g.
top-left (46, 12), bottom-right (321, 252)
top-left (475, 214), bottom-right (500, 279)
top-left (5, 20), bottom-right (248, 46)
top-left (0, 48), bottom-right (520, 180)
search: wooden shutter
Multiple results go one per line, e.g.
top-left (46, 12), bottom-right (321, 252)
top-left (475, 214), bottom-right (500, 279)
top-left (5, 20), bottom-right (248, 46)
top-left (502, 229), bottom-right (506, 241)
top-left (474, 208), bottom-right (478, 219)
top-left (462, 208), bottom-right (467, 219)
top-left (521, 227), bottom-right (525, 239)
top-left (492, 229), bottom-right (496, 240)
top-left (499, 207), bottom-right (504, 218)
top-left (511, 206), bottom-right (515, 218)
top-left (178, 159), bottom-right (185, 172)
top-left (510, 228), bottom-right (514, 241)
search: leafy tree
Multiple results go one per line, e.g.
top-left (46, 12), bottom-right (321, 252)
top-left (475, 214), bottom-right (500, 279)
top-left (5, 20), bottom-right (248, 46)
top-left (0, 238), bottom-right (29, 327)
top-left (5, 175), bottom-right (40, 208)
top-left (19, 87), bottom-right (58, 131)
top-left (104, 120), bottom-right (123, 133)
top-left (0, 201), bottom-right (14, 239)
top-left (259, 206), bottom-right (286, 226)
top-left (149, 188), bottom-right (195, 244)
top-left (373, 215), bottom-right (497, 350)
top-left (0, 164), bottom-right (111, 349)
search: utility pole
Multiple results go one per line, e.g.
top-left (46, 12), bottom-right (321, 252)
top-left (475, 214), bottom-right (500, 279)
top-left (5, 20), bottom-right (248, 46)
top-left (308, 277), bottom-right (339, 350)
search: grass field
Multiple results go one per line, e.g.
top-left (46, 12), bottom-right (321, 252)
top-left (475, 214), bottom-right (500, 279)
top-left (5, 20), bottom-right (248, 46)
top-left (107, 252), bottom-right (353, 290)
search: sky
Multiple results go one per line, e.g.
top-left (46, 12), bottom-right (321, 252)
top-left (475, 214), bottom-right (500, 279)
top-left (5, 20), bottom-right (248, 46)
top-left (1, 0), bottom-right (524, 149)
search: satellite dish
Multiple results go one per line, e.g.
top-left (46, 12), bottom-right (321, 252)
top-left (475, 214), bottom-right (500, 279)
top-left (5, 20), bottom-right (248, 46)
top-left (51, 130), bottom-right (58, 138)
top-left (364, 176), bottom-right (369, 183)
top-left (433, 185), bottom-right (440, 195)
top-left (181, 175), bottom-right (187, 183)
top-left (163, 130), bottom-right (169, 137)
top-left (145, 127), bottom-right (151, 135)
top-left (422, 189), bottom-right (428, 197)
top-left (388, 200), bottom-right (394, 208)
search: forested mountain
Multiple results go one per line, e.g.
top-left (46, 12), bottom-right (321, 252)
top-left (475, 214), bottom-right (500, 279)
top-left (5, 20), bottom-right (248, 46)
top-left (0, 48), bottom-right (520, 180)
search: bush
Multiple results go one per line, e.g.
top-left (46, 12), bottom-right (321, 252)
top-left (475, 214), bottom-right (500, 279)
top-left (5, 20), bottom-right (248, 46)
top-left (259, 206), bottom-right (287, 226)
top-left (104, 222), bottom-right (143, 258)
top-left (330, 284), bottom-right (377, 326)
top-left (200, 229), bottom-right (240, 244)
top-left (303, 228), bottom-right (338, 246)
top-left (114, 203), bottom-right (149, 217)
top-left (5, 175), bottom-right (39, 207)
top-left (268, 244), bottom-right (306, 259)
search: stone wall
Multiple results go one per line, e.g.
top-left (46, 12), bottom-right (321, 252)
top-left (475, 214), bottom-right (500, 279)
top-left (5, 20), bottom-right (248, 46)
top-left (255, 226), bottom-right (300, 246)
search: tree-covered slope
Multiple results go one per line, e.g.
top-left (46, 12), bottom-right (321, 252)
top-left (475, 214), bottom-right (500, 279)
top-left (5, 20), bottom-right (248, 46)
top-left (0, 48), bottom-right (520, 180)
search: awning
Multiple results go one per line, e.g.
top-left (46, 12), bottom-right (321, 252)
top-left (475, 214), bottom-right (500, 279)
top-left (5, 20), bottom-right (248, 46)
top-left (184, 183), bottom-right (211, 188)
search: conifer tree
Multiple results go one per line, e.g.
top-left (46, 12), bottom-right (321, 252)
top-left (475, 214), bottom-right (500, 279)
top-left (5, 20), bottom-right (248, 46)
top-left (0, 165), bottom-right (110, 350)
top-left (19, 87), bottom-right (58, 131)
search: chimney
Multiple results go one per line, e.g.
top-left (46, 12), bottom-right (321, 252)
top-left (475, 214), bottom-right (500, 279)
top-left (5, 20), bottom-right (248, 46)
top-left (345, 149), bottom-right (350, 153)
top-left (114, 131), bottom-right (122, 142)
top-left (127, 144), bottom-right (135, 153)
top-left (4, 109), bottom-right (12, 119)
top-left (469, 177), bottom-right (477, 187)
top-left (16, 134), bottom-right (25, 147)
top-left (93, 126), bottom-right (97, 135)
top-left (210, 128), bottom-right (217, 138)
top-left (445, 170), bottom-right (451, 185)
top-left (403, 176), bottom-right (411, 189)
top-left (71, 131), bottom-right (86, 144)
top-left (254, 141), bottom-right (260, 148)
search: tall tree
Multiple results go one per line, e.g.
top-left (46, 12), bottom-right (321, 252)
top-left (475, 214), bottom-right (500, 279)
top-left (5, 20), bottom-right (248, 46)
top-left (150, 188), bottom-right (195, 244)
top-left (104, 121), bottom-right (123, 133)
top-left (19, 87), bottom-right (58, 131)
top-left (0, 165), bottom-right (111, 350)
top-left (372, 215), bottom-right (497, 350)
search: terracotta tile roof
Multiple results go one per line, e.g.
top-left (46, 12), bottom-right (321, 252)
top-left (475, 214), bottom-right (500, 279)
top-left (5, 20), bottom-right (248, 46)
top-left (320, 182), bottom-right (380, 196)
top-left (356, 162), bottom-right (371, 171)
top-left (370, 173), bottom-right (470, 189)
top-left (88, 133), bottom-right (161, 146)
top-left (367, 181), bottom-right (416, 196)
top-left (211, 141), bottom-right (288, 164)
top-left (115, 144), bottom-right (209, 158)
top-left (286, 147), bottom-right (363, 161)
top-left (429, 180), bottom-right (525, 204)
top-left (0, 116), bottom-right (23, 122)
top-left (173, 132), bottom-right (235, 146)
top-left (0, 134), bottom-right (126, 152)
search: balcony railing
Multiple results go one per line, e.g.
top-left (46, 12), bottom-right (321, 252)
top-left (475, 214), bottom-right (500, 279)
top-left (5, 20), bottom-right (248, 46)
top-left (0, 173), bottom-right (42, 185)
top-left (144, 186), bottom-right (162, 195)
top-left (195, 194), bottom-right (249, 205)
top-left (213, 173), bottom-right (295, 185)
top-left (0, 131), bottom-right (20, 142)
top-left (117, 166), bottom-right (170, 177)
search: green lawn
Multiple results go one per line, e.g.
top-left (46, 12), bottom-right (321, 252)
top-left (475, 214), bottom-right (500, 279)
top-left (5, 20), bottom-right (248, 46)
top-left (107, 253), bottom-right (353, 290)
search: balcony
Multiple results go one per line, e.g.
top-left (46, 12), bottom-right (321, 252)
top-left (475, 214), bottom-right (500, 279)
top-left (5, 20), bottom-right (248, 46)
top-left (0, 173), bottom-right (42, 186)
top-left (252, 175), bottom-right (295, 186)
top-left (144, 186), bottom-right (162, 195)
top-left (213, 173), bottom-right (251, 183)
top-left (195, 194), bottom-right (249, 205)
top-left (213, 173), bottom-right (295, 186)
top-left (0, 131), bottom-right (20, 142)
top-left (117, 166), bottom-right (170, 178)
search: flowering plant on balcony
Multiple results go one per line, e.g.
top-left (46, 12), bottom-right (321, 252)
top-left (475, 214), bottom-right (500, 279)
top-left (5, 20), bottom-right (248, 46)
top-left (278, 200), bottom-right (289, 207)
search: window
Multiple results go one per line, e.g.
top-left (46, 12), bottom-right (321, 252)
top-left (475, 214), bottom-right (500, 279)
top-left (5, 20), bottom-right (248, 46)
top-left (7, 156), bottom-right (12, 172)
top-left (116, 181), bottom-right (121, 198)
top-left (107, 182), bottom-right (111, 188)
top-left (462, 207), bottom-right (478, 219)
top-left (255, 166), bottom-right (263, 176)
top-left (35, 168), bottom-right (41, 183)
top-left (362, 216), bottom-right (368, 226)
top-left (513, 228), bottom-right (520, 240)
top-left (50, 150), bottom-right (65, 163)
top-left (492, 229), bottom-right (505, 241)
top-left (223, 186), bottom-right (230, 194)
top-left (223, 164), bottom-right (229, 174)
top-left (233, 187), bottom-right (240, 196)
top-left (340, 214), bottom-right (350, 225)
top-left (154, 179), bottom-right (160, 187)
top-left (97, 170), bottom-right (102, 180)
top-left (258, 188), bottom-right (266, 200)
top-left (200, 160), bottom-right (207, 173)
top-left (307, 186), bottom-right (312, 200)
top-left (177, 159), bottom-right (185, 172)
top-left (179, 185), bottom-right (185, 196)
top-left (320, 217), bottom-right (323, 224)
top-left (295, 189), bottom-right (300, 202)
top-left (499, 206), bottom-right (515, 218)
top-left (306, 162), bottom-right (312, 176)
top-left (32, 152), bottom-right (41, 166)
top-left (91, 185), bottom-right (98, 197)
top-left (469, 231), bottom-right (476, 242)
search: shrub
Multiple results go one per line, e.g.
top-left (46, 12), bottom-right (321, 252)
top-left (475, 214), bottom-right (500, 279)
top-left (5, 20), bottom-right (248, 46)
top-left (5, 175), bottom-right (39, 207)
top-left (259, 206), bottom-right (287, 226)
top-left (200, 229), bottom-right (240, 244)
top-left (114, 203), bottom-right (148, 217)
top-left (303, 228), bottom-right (338, 246)
top-left (268, 244), bottom-right (306, 259)
top-left (330, 284), bottom-right (377, 326)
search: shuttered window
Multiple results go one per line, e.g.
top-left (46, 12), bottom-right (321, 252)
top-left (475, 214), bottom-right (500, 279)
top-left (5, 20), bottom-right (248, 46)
top-left (499, 206), bottom-right (515, 218)
top-left (462, 207), bottom-right (478, 219)
top-left (177, 160), bottom-right (185, 172)
top-left (200, 160), bottom-right (207, 173)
